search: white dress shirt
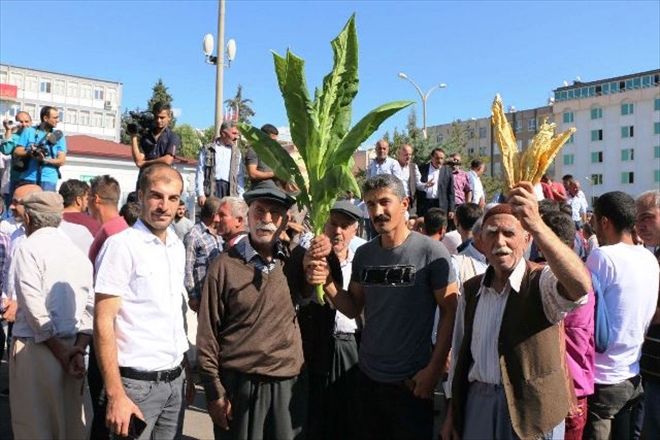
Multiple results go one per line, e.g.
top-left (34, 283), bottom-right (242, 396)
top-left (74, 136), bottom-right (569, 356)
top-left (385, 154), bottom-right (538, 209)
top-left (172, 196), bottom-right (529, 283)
top-left (195, 142), bottom-right (245, 197)
top-left (367, 157), bottom-right (401, 179)
top-left (335, 247), bottom-right (359, 334)
top-left (94, 220), bottom-right (189, 371)
top-left (445, 258), bottom-right (587, 397)
top-left (425, 163), bottom-right (442, 200)
top-left (393, 161), bottom-right (423, 197)
top-left (12, 227), bottom-right (94, 342)
top-left (468, 170), bottom-right (484, 205)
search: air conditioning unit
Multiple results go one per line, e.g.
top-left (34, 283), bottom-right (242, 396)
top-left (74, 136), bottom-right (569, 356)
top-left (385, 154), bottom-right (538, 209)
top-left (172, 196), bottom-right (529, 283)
top-left (104, 101), bottom-right (113, 110)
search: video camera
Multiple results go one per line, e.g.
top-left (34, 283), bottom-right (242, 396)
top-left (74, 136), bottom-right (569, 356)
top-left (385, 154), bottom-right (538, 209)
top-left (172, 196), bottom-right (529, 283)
top-left (126, 111), bottom-right (155, 136)
top-left (27, 130), bottom-right (64, 159)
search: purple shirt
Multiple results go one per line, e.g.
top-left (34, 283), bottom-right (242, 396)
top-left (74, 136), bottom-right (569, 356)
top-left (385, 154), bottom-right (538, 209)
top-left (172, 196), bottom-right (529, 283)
top-left (564, 288), bottom-right (595, 397)
top-left (452, 170), bottom-right (472, 205)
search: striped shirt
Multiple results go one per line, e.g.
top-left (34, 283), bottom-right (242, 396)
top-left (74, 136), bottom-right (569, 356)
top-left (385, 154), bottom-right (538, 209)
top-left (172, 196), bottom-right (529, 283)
top-left (184, 222), bottom-right (222, 299)
top-left (446, 258), bottom-right (586, 396)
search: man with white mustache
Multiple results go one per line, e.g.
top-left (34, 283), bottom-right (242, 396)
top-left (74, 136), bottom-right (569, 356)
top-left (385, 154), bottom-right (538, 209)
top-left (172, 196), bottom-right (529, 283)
top-left (196, 179), bottom-right (306, 440)
top-left (442, 182), bottom-right (592, 440)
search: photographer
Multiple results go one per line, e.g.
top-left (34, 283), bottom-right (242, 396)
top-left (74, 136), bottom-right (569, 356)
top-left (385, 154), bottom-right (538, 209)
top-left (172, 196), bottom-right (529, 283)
top-left (14, 106), bottom-right (66, 191)
top-left (1, 111), bottom-right (32, 210)
top-left (129, 102), bottom-right (180, 171)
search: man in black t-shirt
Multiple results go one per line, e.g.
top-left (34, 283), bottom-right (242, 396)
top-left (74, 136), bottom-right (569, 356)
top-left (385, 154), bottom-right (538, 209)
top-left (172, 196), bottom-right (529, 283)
top-left (130, 102), bottom-right (180, 171)
top-left (245, 123), bottom-right (278, 185)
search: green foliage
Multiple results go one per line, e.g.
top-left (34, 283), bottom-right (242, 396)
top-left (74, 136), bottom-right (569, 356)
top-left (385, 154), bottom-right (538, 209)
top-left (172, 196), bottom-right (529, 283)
top-left (173, 124), bottom-right (202, 159)
top-left (225, 85), bottom-right (256, 124)
top-left (147, 79), bottom-right (175, 127)
top-left (238, 15), bottom-right (412, 303)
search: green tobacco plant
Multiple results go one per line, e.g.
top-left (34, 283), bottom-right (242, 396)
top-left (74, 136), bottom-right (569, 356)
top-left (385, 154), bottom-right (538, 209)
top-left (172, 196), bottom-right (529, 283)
top-left (239, 15), bottom-right (412, 303)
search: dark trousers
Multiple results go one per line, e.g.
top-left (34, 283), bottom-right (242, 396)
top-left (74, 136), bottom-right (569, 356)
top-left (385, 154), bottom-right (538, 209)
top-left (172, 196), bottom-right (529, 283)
top-left (88, 343), bottom-right (109, 439)
top-left (307, 335), bottom-right (359, 440)
top-left (215, 179), bottom-right (230, 198)
top-left (585, 375), bottom-right (644, 439)
top-left (213, 369), bottom-right (307, 440)
top-left (357, 369), bottom-right (433, 440)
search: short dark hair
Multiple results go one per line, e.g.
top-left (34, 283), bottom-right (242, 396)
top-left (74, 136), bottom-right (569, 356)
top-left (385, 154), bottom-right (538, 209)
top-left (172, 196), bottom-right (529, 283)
top-left (541, 211), bottom-right (576, 248)
top-left (538, 199), bottom-right (559, 217)
top-left (90, 175), bottom-right (120, 205)
top-left (260, 124), bottom-right (278, 136)
top-left (40, 105), bottom-right (57, 122)
top-left (594, 191), bottom-right (636, 233)
top-left (137, 163), bottom-right (183, 194)
top-left (470, 159), bottom-right (483, 170)
top-left (562, 174), bottom-right (573, 182)
top-left (455, 203), bottom-right (483, 231)
top-left (119, 202), bottom-right (141, 226)
top-left (59, 179), bottom-right (90, 207)
top-left (151, 102), bottom-right (171, 115)
top-left (201, 196), bottom-right (222, 222)
top-left (362, 173), bottom-right (405, 201)
top-left (430, 147), bottom-right (445, 158)
top-left (423, 208), bottom-right (447, 236)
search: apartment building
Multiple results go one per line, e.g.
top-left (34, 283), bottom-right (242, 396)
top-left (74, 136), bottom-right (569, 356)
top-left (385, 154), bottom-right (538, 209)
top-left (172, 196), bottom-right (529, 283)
top-left (554, 69), bottom-right (660, 202)
top-left (0, 63), bottom-right (123, 141)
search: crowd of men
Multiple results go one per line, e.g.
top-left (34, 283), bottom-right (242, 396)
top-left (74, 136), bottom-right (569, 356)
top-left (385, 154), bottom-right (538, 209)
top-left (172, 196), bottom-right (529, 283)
top-left (0, 103), bottom-right (658, 440)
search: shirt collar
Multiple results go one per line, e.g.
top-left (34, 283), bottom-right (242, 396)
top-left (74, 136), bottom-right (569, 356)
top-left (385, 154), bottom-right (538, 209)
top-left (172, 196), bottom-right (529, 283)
top-left (479, 256), bottom-right (526, 295)
top-left (236, 235), bottom-right (276, 265)
top-left (133, 219), bottom-right (178, 247)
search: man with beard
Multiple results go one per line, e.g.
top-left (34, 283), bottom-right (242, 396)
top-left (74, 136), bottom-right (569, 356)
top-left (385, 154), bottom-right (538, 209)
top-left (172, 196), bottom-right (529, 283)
top-left (94, 163), bottom-right (192, 438)
top-left (442, 182), bottom-right (592, 440)
top-left (305, 173), bottom-right (458, 439)
top-left (172, 200), bottom-right (194, 240)
top-left (301, 200), bottom-right (366, 439)
top-left (197, 180), bottom-right (306, 439)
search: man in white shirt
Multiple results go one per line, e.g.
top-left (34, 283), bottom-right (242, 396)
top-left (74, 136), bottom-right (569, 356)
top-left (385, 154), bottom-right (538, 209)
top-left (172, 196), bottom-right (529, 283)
top-left (468, 159), bottom-right (486, 208)
top-left (10, 191), bottom-right (94, 439)
top-left (564, 176), bottom-right (588, 228)
top-left (584, 191), bottom-right (659, 439)
top-left (196, 121), bottom-right (245, 206)
top-left (393, 144), bottom-right (423, 211)
top-left (367, 139), bottom-right (400, 179)
top-left (95, 163), bottom-right (192, 439)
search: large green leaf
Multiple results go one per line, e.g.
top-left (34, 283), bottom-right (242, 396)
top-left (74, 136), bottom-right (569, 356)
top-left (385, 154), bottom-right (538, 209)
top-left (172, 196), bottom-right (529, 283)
top-left (238, 123), bottom-right (311, 209)
top-left (330, 100), bottom-right (413, 165)
top-left (318, 14), bottom-right (359, 164)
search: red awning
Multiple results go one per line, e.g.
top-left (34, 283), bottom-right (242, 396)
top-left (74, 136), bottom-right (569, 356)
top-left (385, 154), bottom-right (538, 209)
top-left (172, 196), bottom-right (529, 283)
top-left (0, 83), bottom-right (18, 101)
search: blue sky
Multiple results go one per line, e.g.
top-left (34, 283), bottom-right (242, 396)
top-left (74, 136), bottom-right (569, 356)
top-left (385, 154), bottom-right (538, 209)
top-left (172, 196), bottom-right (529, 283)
top-left (1, 0), bottom-right (659, 145)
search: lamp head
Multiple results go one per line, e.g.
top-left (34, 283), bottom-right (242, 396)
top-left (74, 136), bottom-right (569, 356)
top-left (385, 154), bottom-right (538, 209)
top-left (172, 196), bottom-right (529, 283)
top-left (226, 39), bottom-right (237, 61)
top-left (203, 34), bottom-right (214, 57)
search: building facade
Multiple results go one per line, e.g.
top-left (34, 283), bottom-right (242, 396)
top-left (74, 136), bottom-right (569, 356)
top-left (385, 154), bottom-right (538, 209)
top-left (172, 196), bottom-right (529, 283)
top-left (0, 64), bottom-right (123, 142)
top-left (554, 69), bottom-right (660, 202)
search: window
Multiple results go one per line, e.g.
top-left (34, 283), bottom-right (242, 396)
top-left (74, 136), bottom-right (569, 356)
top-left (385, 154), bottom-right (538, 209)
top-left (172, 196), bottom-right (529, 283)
top-left (9, 72), bottom-right (24, 89)
top-left (24, 103), bottom-right (36, 119)
top-left (590, 107), bottom-right (602, 119)
top-left (621, 148), bottom-right (634, 161)
top-left (67, 82), bottom-right (78, 97)
top-left (621, 126), bottom-right (634, 138)
top-left (92, 112), bottom-right (103, 128)
top-left (621, 103), bottom-right (634, 115)
top-left (79, 111), bottom-right (90, 126)
top-left (655, 146), bottom-right (660, 159)
top-left (566, 133), bottom-right (575, 144)
top-left (563, 154), bottom-right (574, 165)
top-left (591, 174), bottom-right (603, 185)
top-left (563, 111), bottom-right (574, 123)
top-left (436, 134), bottom-right (444, 143)
top-left (81, 85), bottom-right (92, 99)
top-left (528, 119), bottom-right (537, 132)
top-left (39, 80), bottom-right (51, 93)
top-left (655, 97), bottom-right (660, 111)
top-left (514, 120), bottom-right (522, 132)
top-left (66, 109), bottom-right (78, 124)
top-left (58, 108), bottom-right (64, 121)
top-left (94, 87), bottom-right (104, 100)
top-left (479, 127), bottom-right (486, 139)
top-left (591, 129), bottom-right (603, 141)
top-left (591, 151), bottom-right (603, 163)
top-left (53, 80), bottom-right (65, 95)
top-left (655, 122), bottom-right (660, 135)
top-left (0, 71), bottom-right (6, 83)
top-left (620, 172), bottom-right (634, 184)
top-left (656, 170), bottom-right (660, 183)
top-left (105, 114), bottom-right (115, 129)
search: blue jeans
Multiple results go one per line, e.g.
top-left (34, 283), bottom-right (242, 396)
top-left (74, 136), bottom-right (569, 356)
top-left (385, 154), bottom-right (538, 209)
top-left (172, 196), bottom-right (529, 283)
top-left (114, 373), bottom-right (185, 439)
top-left (18, 179), bottom-right (57, 192)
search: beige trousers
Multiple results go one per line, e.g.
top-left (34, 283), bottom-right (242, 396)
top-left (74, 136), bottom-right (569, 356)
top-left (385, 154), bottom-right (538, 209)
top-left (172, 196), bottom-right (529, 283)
top-left (9, 337), bottom-right (91, 440)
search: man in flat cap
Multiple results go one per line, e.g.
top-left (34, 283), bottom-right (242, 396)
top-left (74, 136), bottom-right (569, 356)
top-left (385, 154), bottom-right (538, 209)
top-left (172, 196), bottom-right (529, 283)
top-left (301, 199), bottom-right (366, 439)
top-left (197, 179), bottom-right (307, 440)
top-left (9, 191), bottom-right (94, 439)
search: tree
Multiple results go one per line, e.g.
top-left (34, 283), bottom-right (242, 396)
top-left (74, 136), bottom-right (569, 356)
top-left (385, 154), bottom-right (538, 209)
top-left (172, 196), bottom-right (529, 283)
top-left (224, 85), bottom-right (255, 124)
top-left (147, 79), bottom-right (176, 127)
top-left (173, 124), bottom-right (202, 159)
top-left (439, 121), bottom-right (468, 157)
top-left (199, 126), bottom-right (216, 145)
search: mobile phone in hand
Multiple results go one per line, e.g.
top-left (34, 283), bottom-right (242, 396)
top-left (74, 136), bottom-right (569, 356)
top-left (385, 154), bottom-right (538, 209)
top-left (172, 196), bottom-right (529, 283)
top-left (127, 414), bottom-right (147, 439)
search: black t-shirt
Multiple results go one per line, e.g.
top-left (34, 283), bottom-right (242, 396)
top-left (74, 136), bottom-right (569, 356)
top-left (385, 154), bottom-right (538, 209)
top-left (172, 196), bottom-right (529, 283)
top-left (245, 147), bottom-right (272, 173)
top-left (140, 127), bottom-right (179, 160)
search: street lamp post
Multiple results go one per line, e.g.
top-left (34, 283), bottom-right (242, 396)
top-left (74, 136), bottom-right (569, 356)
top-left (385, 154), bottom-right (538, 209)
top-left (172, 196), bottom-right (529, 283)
top-left (398, 72), bottom-right (446, 140)
top-left (202, 0), bottom-right (237, 137)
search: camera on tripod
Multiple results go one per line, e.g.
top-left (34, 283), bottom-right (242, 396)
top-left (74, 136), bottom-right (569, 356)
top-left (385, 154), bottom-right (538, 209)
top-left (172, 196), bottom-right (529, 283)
top-left (126, 111), bottom-right (155, 136)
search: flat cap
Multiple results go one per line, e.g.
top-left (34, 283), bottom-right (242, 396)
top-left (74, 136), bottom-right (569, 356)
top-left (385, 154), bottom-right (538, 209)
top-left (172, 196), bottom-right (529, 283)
top-left (21, 192), bottom-right (64, 215)
top-left (243, 180), bottom-right (296, 209)
top-left (330, 200), bottom-right (362, 222)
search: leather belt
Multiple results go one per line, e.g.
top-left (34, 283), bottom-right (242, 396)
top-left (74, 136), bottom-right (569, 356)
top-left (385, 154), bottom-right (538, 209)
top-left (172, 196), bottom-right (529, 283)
top-left (119, 365), bottom-right (183, 383)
